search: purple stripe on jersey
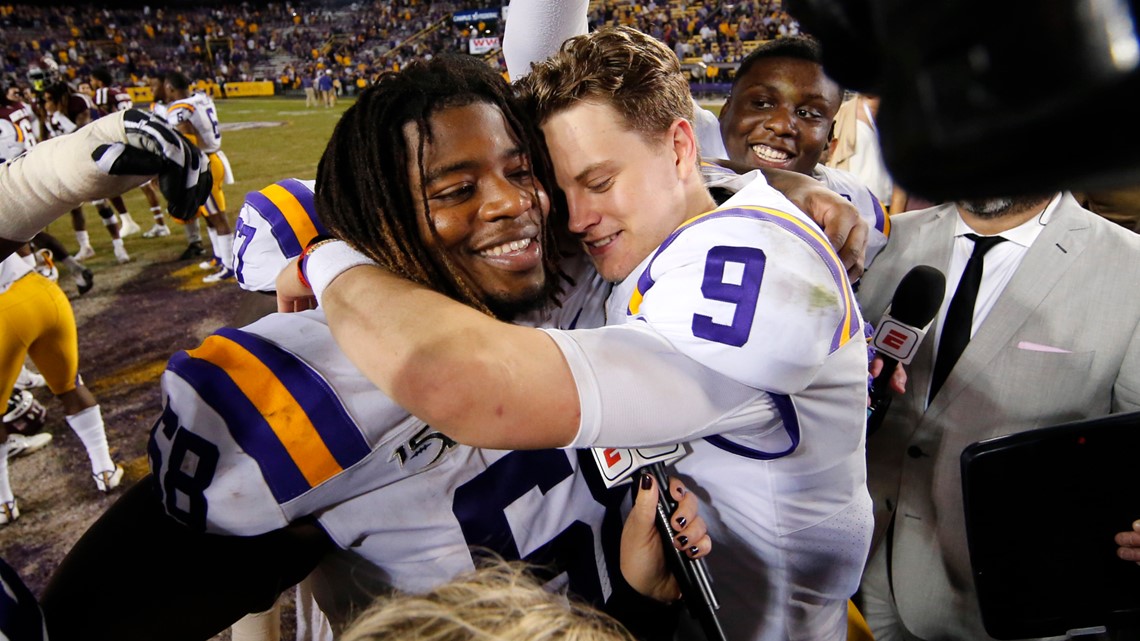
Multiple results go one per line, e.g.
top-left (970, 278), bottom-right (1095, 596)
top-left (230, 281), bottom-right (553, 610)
top-left (244, 190), bottom-right (303, 257)
top-left (630, 264), bottom-right (656, 315)
top-left (633, 208), bottom-right (854, 349)
top-left (215, 328), bottom-right (371, 469)
top-left (167, 351), bottom-right (312, 503)
top-left (278, 179), bottom-right (327, 237)
top-left (869, 189), bottom-right (887, 234)
top-left (0, 557), bottom-right (45, 641)
top-left (703, 392), bottom-right (800, 459)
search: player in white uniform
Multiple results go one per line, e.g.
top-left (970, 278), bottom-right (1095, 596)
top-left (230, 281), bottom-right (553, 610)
top-left (40, 58), bottom-right (707, 641)
top-left (0, 87), bottom-right (37, 163)
top-left (296, 28), bottom-right (873, 641)
top-left (232, 178), bottom-right (324, 293)
top-left (165, 72), bottom-right (237, 283)
top-left (501, 0), bottom-right (885, 272)
top-left (4, 83), bottom-right (98, 294)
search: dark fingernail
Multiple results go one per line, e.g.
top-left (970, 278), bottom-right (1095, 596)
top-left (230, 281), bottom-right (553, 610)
top-left (676, 535), bottom-right (689, 546)
top-left (640, 473), bottom-right (653, 490)
top-left (675, 516), bottom-right (687, 528)
top-left (688, 545), bottom-right (700, 556)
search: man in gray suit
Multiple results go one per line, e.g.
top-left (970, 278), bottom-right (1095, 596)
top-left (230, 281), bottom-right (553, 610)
top-left (854, 192), bottom-right (1140, 640)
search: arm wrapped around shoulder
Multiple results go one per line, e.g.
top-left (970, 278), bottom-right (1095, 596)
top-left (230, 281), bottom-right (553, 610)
top-left (0, 111), bottom-right (143, 242)
top-left (542, 323), bottom-right (762, 448)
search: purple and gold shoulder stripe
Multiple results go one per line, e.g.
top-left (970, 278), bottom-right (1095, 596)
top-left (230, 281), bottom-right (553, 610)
top-left (243, 179), bottom-right (326, 259)
top-left (167, 327), bottom-right (370, 503)
top-left (629, 206), bottom-right (861, 353)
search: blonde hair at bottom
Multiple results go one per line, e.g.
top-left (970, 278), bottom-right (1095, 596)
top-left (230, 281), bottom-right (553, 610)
top-left (339, 559), bottom-right (637, 641)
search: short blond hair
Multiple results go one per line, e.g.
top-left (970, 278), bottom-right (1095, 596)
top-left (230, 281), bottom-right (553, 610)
top-left (520, 25), bottom-right (694, 143)
top-left (340, 561), bottom-right (636, 641)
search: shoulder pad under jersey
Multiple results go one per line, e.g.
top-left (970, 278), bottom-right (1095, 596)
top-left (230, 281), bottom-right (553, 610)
top-left (232, 178), bottom-right (325, 292)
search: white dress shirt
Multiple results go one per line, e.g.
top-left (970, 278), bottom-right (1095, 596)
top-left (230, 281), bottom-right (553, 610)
top-left (926, 192), bottom-right (1063, 402)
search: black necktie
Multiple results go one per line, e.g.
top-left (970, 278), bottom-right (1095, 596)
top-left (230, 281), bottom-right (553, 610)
top-left (929, 233), bottom-right (1008, 401)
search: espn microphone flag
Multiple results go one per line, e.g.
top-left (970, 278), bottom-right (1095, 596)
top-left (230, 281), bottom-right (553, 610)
top-left (867, 265), bottom-right (946, 435)
top-left (591, 445), bottom-right (727, 641)
top-left (873, 317), bottom-right (925, 364)
top-left (590, 445), bottom-right (687, 488)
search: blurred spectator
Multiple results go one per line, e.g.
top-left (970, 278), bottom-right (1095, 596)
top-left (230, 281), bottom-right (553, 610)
top-left (1, 1), bottom-right (801, 95)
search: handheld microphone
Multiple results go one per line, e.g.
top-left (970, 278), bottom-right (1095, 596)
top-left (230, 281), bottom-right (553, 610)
top-left (591, 447), bottom-right (726, 641)
top-left (867, 265), bottom-right (946, 436)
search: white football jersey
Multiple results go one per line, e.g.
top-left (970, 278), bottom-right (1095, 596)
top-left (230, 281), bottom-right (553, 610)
top-left (0, 102), bottom-right (36, 162)
top-left (46, 110), bottom-right (77, 137)
top-left (166, 92), bottom-right (221, 153)
top-left (0, 253), bottom-right (34, 294)
top-left (151, 290), bottom-right (613, 624)
top-left (812, 163), bottom-right (890, 266)
top-left (701, 161), bottom-right (890, 269)
top-left (233, 178), bottom-right (324, 292)
top-left (544, 175), bottom-right (873, 641)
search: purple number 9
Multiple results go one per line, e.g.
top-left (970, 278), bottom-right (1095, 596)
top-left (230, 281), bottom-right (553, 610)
top-left (692, 245), bottom-right (766, 347)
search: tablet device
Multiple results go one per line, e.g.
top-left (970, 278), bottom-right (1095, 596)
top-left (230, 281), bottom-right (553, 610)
top-left (961, 411), bottom-right (1140, 639)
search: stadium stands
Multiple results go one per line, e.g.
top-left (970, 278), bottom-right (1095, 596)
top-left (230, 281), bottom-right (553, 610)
top-left (1, 1), bottom-right (800, 97)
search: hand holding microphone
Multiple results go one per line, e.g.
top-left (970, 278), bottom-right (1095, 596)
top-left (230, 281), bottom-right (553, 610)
top-left (592, 447), bottom-right (727, 641)
top-left (867, 265), bottom-right (946, 435)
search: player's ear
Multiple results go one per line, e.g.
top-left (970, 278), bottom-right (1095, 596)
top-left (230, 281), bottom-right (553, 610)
top-left (669, 118), bottom-right (699, 179)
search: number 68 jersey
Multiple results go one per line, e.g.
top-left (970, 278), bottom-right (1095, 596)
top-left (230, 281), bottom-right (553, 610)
top-left (149, 308), bottom-right (621, 624)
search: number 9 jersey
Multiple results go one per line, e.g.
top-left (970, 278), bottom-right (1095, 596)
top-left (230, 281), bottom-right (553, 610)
top-left (543, 174), bottom-right (873, 641)
top-left (149, 305), bottom-right (620, 625)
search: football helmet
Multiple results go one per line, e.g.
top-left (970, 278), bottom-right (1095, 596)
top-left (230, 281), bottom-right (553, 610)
top-left (3, 389), bottom-right (48, 436)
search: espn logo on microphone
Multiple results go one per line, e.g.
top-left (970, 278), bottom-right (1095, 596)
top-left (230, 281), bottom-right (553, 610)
top-left (872, 315), bottom-right (928, 364)
top-left (591, 445), bottom-right (687, 487)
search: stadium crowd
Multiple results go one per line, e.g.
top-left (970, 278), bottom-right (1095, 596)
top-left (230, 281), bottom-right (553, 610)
top-left (2, 1), bottom-right (800, 96)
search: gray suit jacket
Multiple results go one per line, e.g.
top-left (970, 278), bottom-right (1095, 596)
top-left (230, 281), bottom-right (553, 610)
top-left (855, 193), bottom-right (1140, 640)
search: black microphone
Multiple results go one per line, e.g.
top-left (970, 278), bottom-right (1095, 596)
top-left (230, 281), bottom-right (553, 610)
top-left (644, 462), bottom-right (726, 641)
top-left (867, 265), bottom-right (946, 436)
top-left (590, 447), bottom-right (725, 641)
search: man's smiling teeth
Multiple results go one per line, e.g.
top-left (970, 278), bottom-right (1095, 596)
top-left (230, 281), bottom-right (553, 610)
top-left (751, 144), bottom-right (790, 161)
top-left (480, 237), bottom-right (532, 257)
top-left (588, 233), bottom-right (618, 249)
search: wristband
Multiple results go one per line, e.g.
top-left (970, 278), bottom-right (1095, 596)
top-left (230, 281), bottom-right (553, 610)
top-left (302, 239), bottom-right (377, 304)
top-left (296, 235), bottom-right (339, 289)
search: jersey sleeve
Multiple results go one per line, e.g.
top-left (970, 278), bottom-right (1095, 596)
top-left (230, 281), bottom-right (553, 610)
top-left (541, 323), bottom-right (770, 448)
top-left (166, 103), bottom-right (193, 125)
top-left (0, 119), bottom-right (21, 162)
top-left (503, 0), bottom-right (588, 81)
top-left (813, 164), bottom-right (890, 266)
top-left (148, 320), bottom-right (418, 536)
top-left (232, 178), bottom-right (324, 292)
top-left (630, 210), bottom-right (861, 393)
top-left (0, 111), bottom-right (146, 242)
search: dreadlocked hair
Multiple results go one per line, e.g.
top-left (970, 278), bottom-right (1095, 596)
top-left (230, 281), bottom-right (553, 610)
top-left (316, 54), bottom-right (566, 319)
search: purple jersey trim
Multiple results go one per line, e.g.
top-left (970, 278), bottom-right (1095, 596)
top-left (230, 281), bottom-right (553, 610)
top-left (214, 327), bottom-right (371, 469)
top-left (868, 188), bottom-right (888, 235)
top-left (703, 392), bottom-right (800, 459)
top-left (167, 350), bottom-right (312, 503)
top-left (243, 180), bottom-right (325, 259)
top-left (630, 207), bottom-right (859, 351)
